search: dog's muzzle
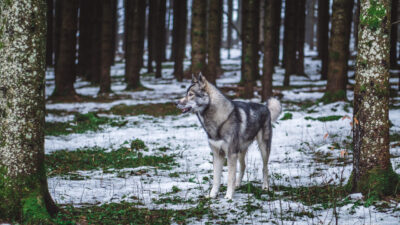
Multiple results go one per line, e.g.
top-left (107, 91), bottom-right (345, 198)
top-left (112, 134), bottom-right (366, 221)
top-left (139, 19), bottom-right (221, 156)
top-left (175, 100), bottom-right (192, 113)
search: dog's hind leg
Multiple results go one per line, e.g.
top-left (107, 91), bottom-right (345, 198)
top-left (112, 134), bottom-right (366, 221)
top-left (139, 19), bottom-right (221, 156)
top-left (225, 152), bottom-right (238, 199)
top-left (257, 129), bottom-right (272, 190)
top-left (208, 146), bottom-right (224, 198)
top-left (236, 151), bottom-right (246, 188)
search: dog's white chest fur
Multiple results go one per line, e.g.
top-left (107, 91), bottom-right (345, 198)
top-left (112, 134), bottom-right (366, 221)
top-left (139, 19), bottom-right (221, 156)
top-left (208, 139), bottom-right (227, 153)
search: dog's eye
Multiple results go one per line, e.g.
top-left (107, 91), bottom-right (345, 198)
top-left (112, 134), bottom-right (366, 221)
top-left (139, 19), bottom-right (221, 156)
top-left (188, 93), bottom-right (194, 97)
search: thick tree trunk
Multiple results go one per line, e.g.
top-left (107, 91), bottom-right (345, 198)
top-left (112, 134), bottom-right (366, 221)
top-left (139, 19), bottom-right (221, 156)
top-left (207, 0), bottom-right (223, 84)
top-left (147, 0), bottom-right (156, 73)
top-left (52, 0), bottom-right (79, 99)
top-left (88, 3), bottom-right (102, 84)
top-left (78, 0), bottom-right (92, 79)
top-left (191, 0), bottom-right (207, 76)
top-left (99, 0), bottom-right (114, 94)
top-left (241, 0), bottom-right (259, 98)
top-left (172, 0), bottom-right (187, 81)
top-left (295, 0), bottom-right (306, 75)
top-left (262, 0), bottom-right (279, 101)
top-left (156, 0), bottom-right (167, 78)
top-left (227, 0), bottom-right (233, 59)
top-left (283, 0), bottom-right (297, 86)
top-left (391, 0), bottom-right (398, 68)
top-left (324, 0), bottom-right (353, 102)
top-left (350, 0), bottom-right (399, 198)
top-left (0, 0), bottom-right (58, 222)
top-left (317, 0), bottom-right (330, 80)
top-left (272, 0), bottom-right (282, 66)
top-left (125, 0), bottom-right (145, 89)
top-left (46, 0), bottom-right (53, 67)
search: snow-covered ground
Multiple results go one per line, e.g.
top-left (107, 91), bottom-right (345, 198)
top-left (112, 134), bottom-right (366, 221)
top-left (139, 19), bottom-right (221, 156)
top-left (45, 48), bottom-right (400, 224)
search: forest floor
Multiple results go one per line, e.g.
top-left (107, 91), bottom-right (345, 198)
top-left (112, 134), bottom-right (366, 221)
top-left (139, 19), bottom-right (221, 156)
top-left (45, 49), bottom-right (400, 224)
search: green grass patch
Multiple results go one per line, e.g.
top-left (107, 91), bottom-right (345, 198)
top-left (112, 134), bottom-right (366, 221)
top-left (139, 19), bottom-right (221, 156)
top-left (390, 133), bottom-right (400, 143)
top-left (280, 112), bottom-right (293, 120)
top-left (45, 112), bottom-right (127, 136)
top-left (304, 115), bottom-right (342, 122)
top-left (54, 199), bottom-right (214, 225)
top-left (104, 103), bottom-right (181, 117)
top-left (46, 142), bottom-right (177, 176)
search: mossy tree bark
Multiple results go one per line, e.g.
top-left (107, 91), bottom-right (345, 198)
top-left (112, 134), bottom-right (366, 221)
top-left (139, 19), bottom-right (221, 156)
top-left (324, 0), bottom-right (353, 102)
top-left (125, 0), bottom-right (145, 90)
top-left (155, 0), bottom-right (166, 78)
top-left (207, 0), bottom-right (223, 84)
top-left (241, 0), bottom-right (259, 98)
top-left (52, 0), bottom-right (79, 100)
top-left (0, 0), bottom-right (58, 222)
top-left (172, 0), bottom-right (187, 81)
top-left (317, 0), bottom-right (330, 80)
top-left (191, 0), bottom-right (207, 77)
top-left (390, 0), bottom-right (398, 68)
top-left (349, 0), bottom-right (399, 198)
top-left (262, 0), bottom-right (279, 101)
top-left (99, 0), bottom-right (115, 94)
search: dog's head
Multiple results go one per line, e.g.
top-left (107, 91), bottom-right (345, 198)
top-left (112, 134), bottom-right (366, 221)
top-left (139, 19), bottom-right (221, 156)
top-left (176, 73), bottom-right (210, 114)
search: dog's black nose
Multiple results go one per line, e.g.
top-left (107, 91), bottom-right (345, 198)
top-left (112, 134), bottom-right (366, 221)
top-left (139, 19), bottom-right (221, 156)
top-left (174, 100), bottom-right (180, 106)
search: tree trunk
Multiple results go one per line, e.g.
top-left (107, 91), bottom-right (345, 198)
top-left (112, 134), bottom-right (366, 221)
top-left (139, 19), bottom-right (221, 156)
top-left (283, 0), bottom-right (297, 86)
top-left (155, 0), bottom-right (167, 78)
top-left (99, 0), bottom-right (114, 94)
top-left (349, 0), bottom-right (399, 198)
top-left (110, 0), bottom-right (117, 65)
top-left (46, 0), bottom-right (53, 67)
top-left (207, 0), bottom-right (223, 84)
top-left (324, 0), bottom-right (353, 102)
top-left (305, 0), bottom-right (316, 50)
top-left (78, 0), bottom-right (93, 79)
top-left (272, 0), bottom-right (282, 66)
top-left (241, 0), bottom-right (259, 98)
top-left (54, 0), bottom-right (62, 67)
top-left (0, 0), bottom-right (58, 222)
top-left (227, 0), bottom-right (233, 59)
top-left (138, 0), bottom-right (146, 68)
top-left (125, 0), bottom-right (146, 89)
top-left (52, 0), bottom-right (79, 99)
top-left (354, 0), bottom-right (360, 51)
top-left (173, 0), bottom-right (187, 81)
top-left (147, 0), bottom-right (156, 73)
top-left (391, 0), bottom-right (398, 68)
top-left (88, 3), bottom-right (102, 83)
top-left (262, 0), bottom-right (279, 101)
top-left (191, 0), bottom-right (207, 76)
top-left (295, 0), bottom-right (306, 75)
top-left (317, 0), bottom-right (330, 80)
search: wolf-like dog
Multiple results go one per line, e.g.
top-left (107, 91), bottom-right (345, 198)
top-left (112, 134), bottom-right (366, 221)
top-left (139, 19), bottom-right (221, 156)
top-left (176, 73), bottom-right (281, 199)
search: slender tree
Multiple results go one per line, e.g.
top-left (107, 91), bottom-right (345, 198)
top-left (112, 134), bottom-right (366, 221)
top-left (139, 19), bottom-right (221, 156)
top-left (295, 0), bottom-right (306, 75)
top-left (317, 0), bottom-right (330, 80)
top-left (207, 0), bottom-right (223, 84)
top-left (391, 0), bottom-right (398, 68)
top-left (78, 0), bottom-right (93, 79)
top-left (283, 0), bottom-right (297, 86)
top-left (305, 0), bottom-right (316, 50)
top-left (350, 0), bottom-right (399, 198)
top-left (52, 0), bottom-right (79, 99)
top-left (88, 3), bottom-right (102, 83)
top-left (272, 0), bottom-right (282, 66)
top-left (99, 0), bottom-right (115, 94)
top-left (324, 0), bottom-right (353, 102)
top-left (54, 0), bottom-right (62, 67)
top-left (172, 0), bottom-right (188, 81)
top-left (46, 0), bottom-right (53, 66)
top-left (125, 0), bottom-right (146, 89)
top-left (156, 0), bottom-right (167, 78)
top-left (241, 0), bottom-right (259, 98)
top-left (227, 0), bottom-right (233, 59)
top-left (262, 0), bottom-right (279, 101)
top-left (191, 0), bottom-right (207, 76)
top-left (0, 0), bottom-right (58, 222)
top-left (147, 0), bottom-right (156, 73)
top-left (110, 0), bottom-right (117, 65)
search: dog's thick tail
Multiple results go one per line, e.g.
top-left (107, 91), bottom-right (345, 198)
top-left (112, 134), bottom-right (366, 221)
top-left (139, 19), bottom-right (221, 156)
top-left (267, 98), bottom-right (282, 123)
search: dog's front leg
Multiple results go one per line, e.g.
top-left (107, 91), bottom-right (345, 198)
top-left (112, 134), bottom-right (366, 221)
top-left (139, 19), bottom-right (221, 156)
top-left (208, 148), bottom-right (224, 198)
top-left (225, 153), bottom-right (238, 199)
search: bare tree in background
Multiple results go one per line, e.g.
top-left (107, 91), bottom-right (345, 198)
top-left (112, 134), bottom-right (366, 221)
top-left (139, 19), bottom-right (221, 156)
top-left (190, 0), bottom-right (207, 76)
top-left (391, 0), bottom-right (398, 68)
top-left (46, 0), bottom-right (53, 67)
top-left (283, 0), bottom-right (296, 86)
top-left (156, 0), bottom-right (167, 78)
top-left (317, 0), bottom-right (330, 80)
top-left (172, 0), bottom-right (188, 81)
top-left (207, 0), bottom-right (223, 84)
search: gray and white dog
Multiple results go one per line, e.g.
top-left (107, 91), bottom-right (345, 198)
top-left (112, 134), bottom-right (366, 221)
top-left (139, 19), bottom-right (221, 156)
top-left (176, 73), bottom-right (281, 199)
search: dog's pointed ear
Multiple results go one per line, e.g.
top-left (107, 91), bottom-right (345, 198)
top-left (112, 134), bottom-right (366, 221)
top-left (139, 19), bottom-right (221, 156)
top-left (198, 72), bottom-right (207, 88)
top-left (191, 74), bottom-right (198, 83)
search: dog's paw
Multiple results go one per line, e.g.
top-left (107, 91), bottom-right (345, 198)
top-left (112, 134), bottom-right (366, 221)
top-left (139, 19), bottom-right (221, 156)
top-left (207, 190), bottom-right (218, 199)
top-left (224, 194), bottom-right (233, 200)
top-left (262, 183), bottom-right (269, 190)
